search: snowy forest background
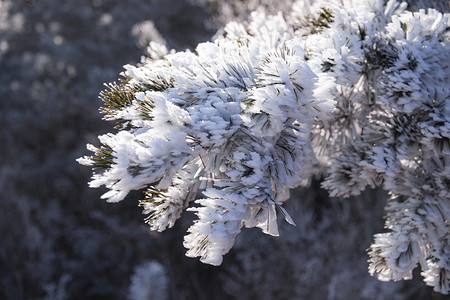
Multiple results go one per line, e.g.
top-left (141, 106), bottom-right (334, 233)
top-left (0, 0), bottom-right (448, 299)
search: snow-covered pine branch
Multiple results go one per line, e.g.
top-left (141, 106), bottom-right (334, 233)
top-left (78, 0), bottom-right (449, 293)
top-left (308, 1), bottom-right (450, 294)
top-left (79, 10), bottom-right (334, 265)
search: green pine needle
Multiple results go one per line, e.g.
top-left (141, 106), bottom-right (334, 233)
top-left (90, 145), bottom-right (115, 172)
top-left (309, 7), bottom-right (334, 34)
top-left (100, 81), bottom-right (138, 113)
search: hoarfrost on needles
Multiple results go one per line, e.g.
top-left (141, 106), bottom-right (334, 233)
top-left (78, 0), bottom-right (450, 294)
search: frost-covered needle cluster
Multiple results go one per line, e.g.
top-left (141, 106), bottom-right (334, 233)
top-left (78, 12), bottom-right (334, 266)
top-left (78, 0), bottom-right (449, 294)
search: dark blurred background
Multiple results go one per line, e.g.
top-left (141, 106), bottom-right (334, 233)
top-left (0, 0), bottom-right (447, 299)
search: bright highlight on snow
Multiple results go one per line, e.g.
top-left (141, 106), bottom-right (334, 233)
top-left (78, 0), bottom-right (449, 294)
